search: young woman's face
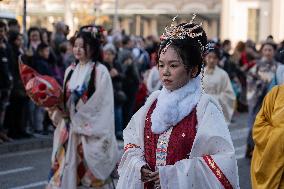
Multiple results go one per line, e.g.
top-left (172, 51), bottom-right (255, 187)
top-left (103, 50), bottom-right (115, 64)
top-left (73, 37), bottom-right (88, 61)
top-left (30, 30), bottom-right (40, 42)
top-left (42, 32), bottom-right (49, 44)
top-left (205, 52), bottom-right (219, 69)
top-left (158, 47), bottom-right (191, 91)
top-left (261, 44), bottom-right (275, 61)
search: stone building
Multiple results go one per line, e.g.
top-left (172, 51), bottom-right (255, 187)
top-left (0, 0), bottom-right (284, 43)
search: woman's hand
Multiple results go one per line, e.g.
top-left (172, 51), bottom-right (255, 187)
top-left (141, 165), bottom-right (160, 187)
top-left (141, 165), bottom-right (152, 182)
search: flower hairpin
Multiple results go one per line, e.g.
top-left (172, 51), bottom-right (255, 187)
top-left (160, 14), bottom-right (204, 54)
top-left (80, 25), bottom-right (105, 40)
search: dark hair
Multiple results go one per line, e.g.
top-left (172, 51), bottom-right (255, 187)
top-left (206, 41), bottom-right (221, 59)
top-left (40, 28), bottom-right (51, 44)
top-left (260, 41), bottom-right (277, 51)
top-left (122, 35), bottom-right (131, 46)
top-left (73, 31), bottom-right (102, 62)
top-left (28, 27), bottom-right (40, 38)
top-left (37, 43), bottom-right (49, 54)
top-left (0, 20), bottom-right (7, 30)
top-left (8, 31), bottom-right (22, 44)
top-left (8, 19), bottom-right (19, 27)
top-left (222, 39), bottom-right (231, 47)
top-left (158, 23), bottom-right (207, 77)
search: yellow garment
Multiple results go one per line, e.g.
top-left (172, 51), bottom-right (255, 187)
top-left (251, 85), bottom-right (284, 189)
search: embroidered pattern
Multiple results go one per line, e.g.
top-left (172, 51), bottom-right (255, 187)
top-left (203, 155), bottom-right (233, 189)
top-left (155, 127), bottom-right (173, 167)
top-left (124, 143), bottom-right (140, 152)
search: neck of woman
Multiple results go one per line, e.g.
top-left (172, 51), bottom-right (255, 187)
top-left (205, 65), bottom-right (215, 74)
top-left (79, 58), bottom-right (90, 65)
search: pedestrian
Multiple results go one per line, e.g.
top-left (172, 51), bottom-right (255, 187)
top-left (4, 31), bottom-right (30, 139)
top-left (246, 40), bottom-right (284, 158)
top-left (251, 85), bottom-right (284, 188)
top-left (102, 43), bottom-right (126, 140)
top-left (117, 17), bottom-right (239, 189)
top-left (203, 43), bottom-right (236, 123)
top-left (0, 21), bottom-right (13, 143)
top-left (46, 27), bottom-right (119, 189)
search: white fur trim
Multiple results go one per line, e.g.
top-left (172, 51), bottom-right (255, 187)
top-left (151, 77), bottom-right (202, 134)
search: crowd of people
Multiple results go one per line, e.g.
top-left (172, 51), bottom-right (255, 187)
top-left (0, 16), bottom-right (284, 188)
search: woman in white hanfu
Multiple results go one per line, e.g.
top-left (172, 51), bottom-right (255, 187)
top-left (46, 27), bottom-right (119, 189)
top-left (203, 43), bottom-right (236, 123)
top-left (147, 65), bottom-right (162, 94)
top-left (117, 18), bottom-right (239, 189)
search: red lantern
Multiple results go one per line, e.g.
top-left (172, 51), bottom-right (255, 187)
top-left (19, 56), bottom-right (62, 108)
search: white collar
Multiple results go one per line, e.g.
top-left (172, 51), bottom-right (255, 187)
top-left (69, 61), bottom-right (94, 92)
top-left (151, 76), bottom-right (202, 134)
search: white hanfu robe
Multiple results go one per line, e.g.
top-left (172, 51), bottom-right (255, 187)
top-left (47, 63), bottom-right (119, 189)
top-left (203, 66), bottom-right (236, 123)
top-left (117, 90), bottom-right (239, 189)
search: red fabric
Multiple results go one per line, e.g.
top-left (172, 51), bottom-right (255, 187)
top-left (203, 155), bottom-right (233, 189)
top-left (240, 52), bottom-right (249, 66)
top-left (19, 61), bottom-right (62, 108)
top-left (144, 100), bottom-right (197, 188)
top-left (134, 83), bottom-right (148, 112)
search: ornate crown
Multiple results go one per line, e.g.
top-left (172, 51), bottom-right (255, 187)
top-left (160, 14), bottom-right (206, 54)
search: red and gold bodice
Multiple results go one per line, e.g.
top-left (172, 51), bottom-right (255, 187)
top-left (144, 100), bottom-right (197, 188)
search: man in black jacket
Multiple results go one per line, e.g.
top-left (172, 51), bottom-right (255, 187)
top-left (0, 21), bottom-right (13, 143)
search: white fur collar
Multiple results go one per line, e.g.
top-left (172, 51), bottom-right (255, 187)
top-left (151, 76), bottom-right (202, 134)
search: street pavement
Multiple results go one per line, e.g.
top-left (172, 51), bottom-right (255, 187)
top-left (0, 112), bottom-right (251, 189)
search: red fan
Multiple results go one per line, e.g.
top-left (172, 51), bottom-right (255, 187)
top-left (19, 56), bottom-right (62, 108)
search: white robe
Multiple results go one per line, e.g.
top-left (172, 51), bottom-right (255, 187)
top-left (203, 66), bottom-right (236, 123)
top-left (48, 63), bottom-right (119, 189)
top-left (117, 91), bottom-right (239, 189)
top-left (146, 66), bottom-right (161, 94)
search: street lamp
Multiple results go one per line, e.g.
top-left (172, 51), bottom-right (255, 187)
top-left (23, 0), bottom-right (26, 34)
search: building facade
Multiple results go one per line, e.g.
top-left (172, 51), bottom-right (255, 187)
top-left (0, 0), bottom-right (284, 43)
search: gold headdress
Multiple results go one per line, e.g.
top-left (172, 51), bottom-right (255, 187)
top-left (160, 14), bottom-right (210, 93)
top-left (160, 14), bottom-right (205, 54)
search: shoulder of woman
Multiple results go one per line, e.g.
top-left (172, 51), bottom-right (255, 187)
top-left (216, 66), bottom-right (229, 76)
top-left (197, 94), bottom-right (223, 118)
top-left (64, 63), bottom-right (76, 77)
top-left (145, 90), bottom-right (160, 106)
top-left (96, 62), bottom-right (109, 73)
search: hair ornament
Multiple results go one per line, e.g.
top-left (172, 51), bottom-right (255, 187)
top-left (160, 14), bottom-right (204, 54)
top-left (79, 25), bottom-right (105, 42)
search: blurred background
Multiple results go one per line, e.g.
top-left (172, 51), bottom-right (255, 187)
top-left (0, 0), bottom-right (283, 44)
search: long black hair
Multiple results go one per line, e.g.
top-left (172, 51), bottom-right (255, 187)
top-left (158, 23), bottom-right (207, 77)
top-left (72, 31), bottom-right (103, 63)
top-left (63, 28), bottom-right (104, 109)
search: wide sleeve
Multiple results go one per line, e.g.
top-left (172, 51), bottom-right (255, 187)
top-left (116, 107), bottom-right (147, 189)
top-left (70, 64), bottom-right (119, 180)
top-left (158, 99), bottom-right (239, 189)
top-left (46, 65), bottom-right (74, 127)
top-left (70, 65), bottom-right (114, 137)
top-left (251, 86), bottom-right (284, 189)
top-left (215, 70), bottom-right (236, 123)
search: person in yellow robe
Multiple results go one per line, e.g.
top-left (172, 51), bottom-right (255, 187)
top-left (251, 84), bottom-right (284, 189)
